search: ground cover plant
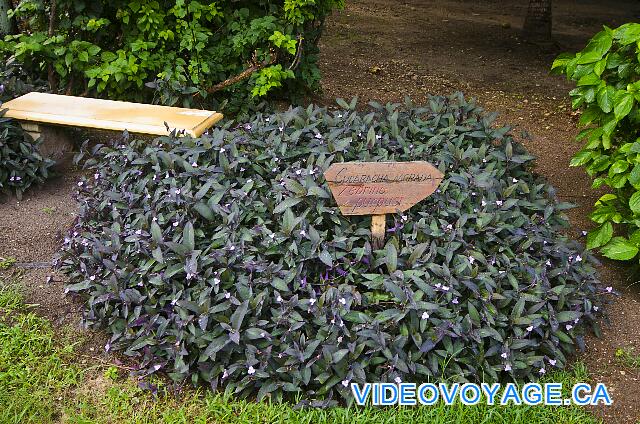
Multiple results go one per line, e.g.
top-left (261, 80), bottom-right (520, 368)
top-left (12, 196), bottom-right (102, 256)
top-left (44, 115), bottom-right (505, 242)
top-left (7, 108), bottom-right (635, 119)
top-left (58, 93), bottom-right (606, 404)
top-left (553, 23), bottom-right (640, 262)
top-left (0, 0), bottom-right (343, 111)
top-left (0, 279), bottom-right (601, 423)
top-left (0, 106), bottom-right (54, 200)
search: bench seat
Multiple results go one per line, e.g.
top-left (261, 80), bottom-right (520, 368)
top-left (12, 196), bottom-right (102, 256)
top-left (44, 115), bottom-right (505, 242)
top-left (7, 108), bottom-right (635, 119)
top-left (2, 92), bottom-right (223, 137)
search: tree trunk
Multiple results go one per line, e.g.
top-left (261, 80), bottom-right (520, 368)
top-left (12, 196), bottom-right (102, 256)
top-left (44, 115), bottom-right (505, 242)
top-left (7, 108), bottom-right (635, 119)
top-left (523, 0), bottom-right (552, 41)
top-left (0, 0), bottom-right (15, 35)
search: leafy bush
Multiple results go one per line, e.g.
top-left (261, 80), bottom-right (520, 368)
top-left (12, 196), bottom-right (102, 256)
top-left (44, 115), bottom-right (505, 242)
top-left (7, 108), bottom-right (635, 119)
top-left (553, 23), bottom-right (640, 261)
top-left (0, 107), bottom-right (54, 200)
top-left (1, 0), bottom-right (343, 111)
top-left (58, 94), bottom-right (605, 404)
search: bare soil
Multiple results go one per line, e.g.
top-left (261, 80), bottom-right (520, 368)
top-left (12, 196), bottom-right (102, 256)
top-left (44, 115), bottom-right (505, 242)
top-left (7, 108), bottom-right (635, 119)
top-left (1, 0), bottom-right (640, 423)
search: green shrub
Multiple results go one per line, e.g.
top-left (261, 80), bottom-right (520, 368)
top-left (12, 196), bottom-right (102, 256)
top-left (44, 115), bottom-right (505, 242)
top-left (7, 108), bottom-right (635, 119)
top-left (1, 0), bottom-right (343, 112)
top-left (0, 107), bottom-right (54, 200)
top-left (58, 94), bottom-right (605, 404)
top-left (553, 23), bottom-right (640, 261)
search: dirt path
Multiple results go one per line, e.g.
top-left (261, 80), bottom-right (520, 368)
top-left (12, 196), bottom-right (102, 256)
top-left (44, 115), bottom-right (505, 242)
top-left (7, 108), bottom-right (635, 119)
top-left (318, 1), bottom-right (640, 423)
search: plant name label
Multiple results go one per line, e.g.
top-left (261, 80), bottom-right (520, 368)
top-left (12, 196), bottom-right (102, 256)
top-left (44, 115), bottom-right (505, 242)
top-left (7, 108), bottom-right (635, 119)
top-left (324, 161), bottom-right (444, 215)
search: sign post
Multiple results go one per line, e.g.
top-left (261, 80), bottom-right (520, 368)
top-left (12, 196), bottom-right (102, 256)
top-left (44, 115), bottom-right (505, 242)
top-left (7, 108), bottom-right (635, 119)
top-left (324, 161), bottom-right (443, 249)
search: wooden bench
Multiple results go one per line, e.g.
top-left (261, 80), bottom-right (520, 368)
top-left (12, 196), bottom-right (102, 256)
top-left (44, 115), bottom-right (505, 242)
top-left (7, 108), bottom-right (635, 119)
top-left (2, 92), bottom-right (224, 140)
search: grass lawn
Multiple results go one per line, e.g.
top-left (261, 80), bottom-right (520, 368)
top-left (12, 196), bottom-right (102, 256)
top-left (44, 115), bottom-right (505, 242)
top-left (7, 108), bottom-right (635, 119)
top-left (0, 281), bottom-right (602, 424)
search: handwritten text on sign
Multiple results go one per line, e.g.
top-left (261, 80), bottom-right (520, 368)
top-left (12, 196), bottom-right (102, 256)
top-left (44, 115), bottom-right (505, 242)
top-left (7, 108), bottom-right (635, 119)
top-left (324, 161), bottom-right (444, 215)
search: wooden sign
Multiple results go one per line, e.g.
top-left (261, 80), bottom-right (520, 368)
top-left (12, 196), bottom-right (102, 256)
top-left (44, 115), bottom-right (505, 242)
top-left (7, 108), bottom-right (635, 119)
top-left (324, 161), bottom-right (443, 249)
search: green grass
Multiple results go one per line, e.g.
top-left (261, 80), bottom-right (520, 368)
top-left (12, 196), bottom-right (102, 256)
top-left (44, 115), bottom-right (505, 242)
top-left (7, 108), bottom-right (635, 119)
top-left (0, 281), bottom-right (603, 424)
top-left (615, 346), bottom-right (640, 368)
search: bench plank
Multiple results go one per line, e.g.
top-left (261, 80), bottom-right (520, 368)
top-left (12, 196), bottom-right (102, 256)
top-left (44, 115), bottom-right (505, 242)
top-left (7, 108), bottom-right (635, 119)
top-left (2, 92), bottom-right (223, 137)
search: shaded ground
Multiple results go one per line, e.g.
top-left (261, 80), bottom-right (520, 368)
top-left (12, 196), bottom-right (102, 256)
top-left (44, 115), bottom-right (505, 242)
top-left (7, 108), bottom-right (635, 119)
top-left (318, 1), bottom-right (640, 422)
top-left (1, 0), bottom-right (639, 423)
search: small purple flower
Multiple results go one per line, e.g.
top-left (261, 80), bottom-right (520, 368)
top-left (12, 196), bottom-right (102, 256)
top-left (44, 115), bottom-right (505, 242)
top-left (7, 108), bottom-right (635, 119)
top-left (549, 359), bottom-right (557, 366)
top-left (539, 367), bottom-right (546, 375)
top-left (605, 286), bottom-right (613, 293)
top-left (452, 297), bottom-right (458, 304)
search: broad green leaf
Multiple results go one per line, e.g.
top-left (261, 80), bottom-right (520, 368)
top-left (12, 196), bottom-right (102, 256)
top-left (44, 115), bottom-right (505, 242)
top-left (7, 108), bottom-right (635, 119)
top-left (318, 249), bottom-right (333, 267)
top-left (586, 222), bottom-right (613, 250)
top-left (596, 86), bottom-right (615, 113)
top-left (630, 191), bottom-right (640, 214)
top-left (614, 91), bottom-right (634, 120)
top-left (601, 237), bottom-right (639, 260)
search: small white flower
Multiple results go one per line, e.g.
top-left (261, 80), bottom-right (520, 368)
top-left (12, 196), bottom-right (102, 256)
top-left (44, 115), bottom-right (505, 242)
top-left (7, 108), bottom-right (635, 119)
top-left (581, 230), bottom-right (588, 236)
top-left (452, 297), bottom-right (458, 304)
top-left (526, 325), bottom-right (534, 332)
top-left (594, 306), bottom-right (599, 312)
top-left (401, 215), bottom-right (408, 222)
top-left (309, 298), bottom-right (316, 305)
top-left (574, 318), bottom-right (579, 324)
top-left (539, 367), bottom-right (546, 375)
top-left (94, 173), bottom-right (100, 180)
top-left (496, 200), bottom-right (503, 206)
top-left (606, 286), bottom-right (613, 293)
top-left (175, 189), bottom-right (181, 195)
top-left (225, 292), bottom-right (231, 299)
top-left (435, 283), bottom-right (441, 289)
top-left (339, 298), bottom-right (346, 305)
top-left (309, 169), bottom-right (316, 175)
top-left (337, 113), bottom-right (343, 118)
top-left (295, 169), bottom-right (302, 175)
top-left (446, 223), bottom-right (453, 231)
top-left (331, 318), bottom-right (335, 324)
top-left (272, 168), bottom-right (277, 172)
top-left (152, 217), bottom-right (158, 222)
top-left (240, 167), bottom-right (245, 172)
top-left (512, 178), bottom-right (518, 183)
top-left (471, 192), bottom-right (476, 196)
top-left (442, 285), bottom-right (450, 291)
top-left (394, 376), bottom-right (402, 384)
top-left (481, 200), bottom-right (487, 207)
top-left (265, 117), bottom-right (270, 122)
top-left (549, 359), bottom-right (557, 366)
top-left (342, 379), bottom-right (350, 387)
top-left (279, 125), bottom-right (284, 132)
top-left (213, 278), bottom-right (220, 284)
top-left (277, 296), bottom-right (283, 302)
top-left (135, 229), bottom-right (142, 235)
top-left (248, 366), bottom-right (256, 375)
top-left (173, 222), bottom-right (179, 227)
top-left (421, 311), bottom-right (429, 320)
top-left (192, 162), bottom-right (198, 167)
top-left (274, 158), bottom-right (280, 162)
top-left (229, 246), bottom-right (235, 251)
top-left (300, 230), bottom-right (306, 237)
top-left (575, 255), bottom-right (582, 262)
top-left (77, 181), bottom-right (84, 187)
top-left (504, 364), bottom-right (512, 371)
top-left (469, 256), bottom-right (475, 264)
top-left (566, 324), bottom-right (573, 331)
top-left (89, 275), bottom-right (96, 281)
top-left (337, 336), bottom-right (343, 343)
top-left (222, 369), bottom-right (228, 379)
top-left (315, 133), bottom-right (322, 139)
top-left (482, 158), bottom-right (487, 163)
top-left (376, 134), bottom-right (382, 140)
top-left (546, 260), bottom-right (552, 266)
top-left (501, 352), bottom-right (508, 359)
